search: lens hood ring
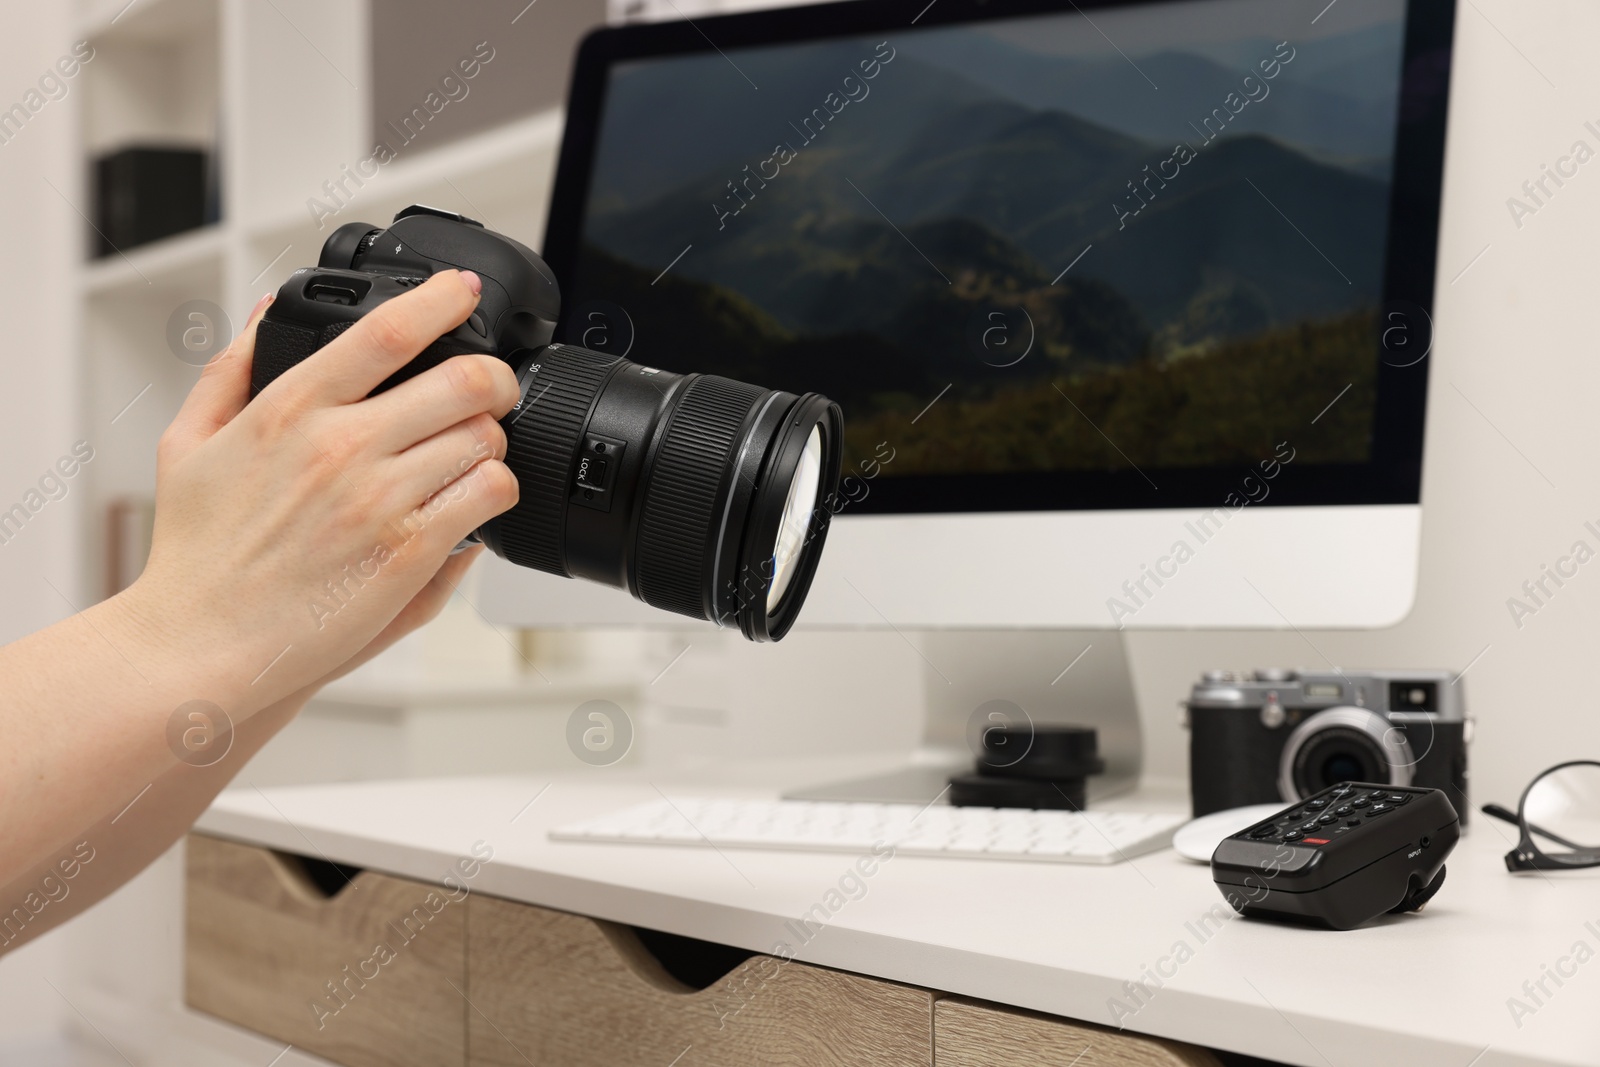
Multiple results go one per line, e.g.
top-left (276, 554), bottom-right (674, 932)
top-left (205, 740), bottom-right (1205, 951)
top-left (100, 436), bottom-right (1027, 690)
top-left (1278, 705), bottom-right (1415, 801)
top-left (735, 394), bottom-right (843, 642)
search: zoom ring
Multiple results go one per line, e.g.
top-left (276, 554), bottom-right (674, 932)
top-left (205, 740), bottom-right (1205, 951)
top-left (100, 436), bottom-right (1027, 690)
top-left (635, 376), bottom-right (767, 620)
top-left (494, 346), bottom-right (620, 575)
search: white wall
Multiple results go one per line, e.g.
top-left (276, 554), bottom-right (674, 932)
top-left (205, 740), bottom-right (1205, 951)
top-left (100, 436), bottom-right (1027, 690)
top-left (0, 0), bottom-right (91, 1050)
top-left (0, 16), bottom-right (87, 634)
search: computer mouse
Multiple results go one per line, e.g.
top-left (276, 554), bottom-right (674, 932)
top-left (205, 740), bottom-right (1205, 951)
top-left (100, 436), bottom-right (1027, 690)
top-left (1172, 804), bottom-right (1285, 863)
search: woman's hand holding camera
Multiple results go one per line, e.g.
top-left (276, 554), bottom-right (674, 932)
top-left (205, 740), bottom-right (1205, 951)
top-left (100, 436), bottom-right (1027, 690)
top-left (115, 269), bottom-right (522, 708)
top-left (0, 271), bottom-right (521, 894)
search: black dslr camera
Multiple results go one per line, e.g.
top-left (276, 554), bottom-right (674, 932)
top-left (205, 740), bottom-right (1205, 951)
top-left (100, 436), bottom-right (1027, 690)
top-left (1185, 668), bottom-right (1470, 822)
top-left (251, 206), bottom-right (843, 641)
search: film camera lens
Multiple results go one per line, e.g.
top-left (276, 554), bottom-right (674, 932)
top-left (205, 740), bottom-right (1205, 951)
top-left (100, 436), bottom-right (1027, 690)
top-left (1278, 706), bottom-right (1415, 799)
top-left (250, 205), bottom-right (843, 641)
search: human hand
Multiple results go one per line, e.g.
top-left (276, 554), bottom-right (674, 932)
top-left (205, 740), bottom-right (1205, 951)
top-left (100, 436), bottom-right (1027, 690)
top-left (110, 271), bottom-right (520, 718)
top-left (302, 541), bottom-right (487, 693)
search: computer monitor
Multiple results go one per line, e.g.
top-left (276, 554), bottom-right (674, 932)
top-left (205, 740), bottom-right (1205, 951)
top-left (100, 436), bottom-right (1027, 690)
top-left (479, 0), bottom-right (1454, 631)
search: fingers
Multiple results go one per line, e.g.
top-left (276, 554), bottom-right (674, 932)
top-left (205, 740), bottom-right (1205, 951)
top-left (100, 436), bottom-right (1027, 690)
top-left (278, 270), bottom-right (483, 408)
top-left (369, 545), bottom-right (482, 649)
top-left (404, 543), bottom-right (483, 628)
top-left (318, 545), bottom-right (484, 685)
top-left (389, 459), bottom-right (519, 559)
top-left (358, 353), bottom-right (520, 454)
top-left (165, 294), bottom-right (275, 453)
top-left (387, 413), bottom-right (507, 509)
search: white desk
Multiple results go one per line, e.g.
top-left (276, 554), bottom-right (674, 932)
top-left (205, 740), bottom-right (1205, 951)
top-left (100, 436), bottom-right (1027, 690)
top-left (195, 762), bottom-right (1600, 1067)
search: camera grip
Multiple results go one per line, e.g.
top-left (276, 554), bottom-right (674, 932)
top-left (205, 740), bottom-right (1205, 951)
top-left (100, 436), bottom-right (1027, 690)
top-left (250, 318), bottom-right (322, 398)
top-left (250, 317), bottom-right (488, 399)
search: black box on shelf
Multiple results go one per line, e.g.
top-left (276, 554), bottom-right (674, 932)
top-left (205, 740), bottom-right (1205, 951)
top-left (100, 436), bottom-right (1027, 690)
top-left (92, 146), bottom-right (208, 258)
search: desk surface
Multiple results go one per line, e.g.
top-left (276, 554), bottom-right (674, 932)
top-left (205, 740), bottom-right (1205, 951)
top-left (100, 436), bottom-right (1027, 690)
top-left (196, 761), bottom-right (1600, 1067)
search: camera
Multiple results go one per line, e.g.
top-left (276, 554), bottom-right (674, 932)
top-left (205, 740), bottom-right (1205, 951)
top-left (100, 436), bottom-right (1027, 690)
top-left (250, 205), bottom-right (843, 641)
top-left (1185, 668), bottom-right (1470, 823)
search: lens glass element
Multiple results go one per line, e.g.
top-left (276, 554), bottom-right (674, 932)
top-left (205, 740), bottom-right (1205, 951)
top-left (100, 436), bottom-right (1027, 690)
top-left (768, 426), bottom-right (824, 612)
top-left (1523, 763), bottom-right (1600, 857)
top-left (1295, 728), bottom-right (1389, 794)
top-left (1318, 751), bottom-right (1372, 787)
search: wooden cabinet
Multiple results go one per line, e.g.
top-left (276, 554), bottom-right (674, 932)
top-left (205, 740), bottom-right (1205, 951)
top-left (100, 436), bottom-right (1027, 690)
top-left (185, 834), bottom-right (467, 1067)
top-left (465, 895), bottom-right (934, 1067)
top-left (185, 835), bottom-right (1233, 1067)
top-left (934, 996), bottom-right (1222, 1067)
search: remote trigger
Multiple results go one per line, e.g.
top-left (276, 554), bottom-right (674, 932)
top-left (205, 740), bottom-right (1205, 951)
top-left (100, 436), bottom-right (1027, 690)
top-left (1389, 864), bottom-right (1447, 914)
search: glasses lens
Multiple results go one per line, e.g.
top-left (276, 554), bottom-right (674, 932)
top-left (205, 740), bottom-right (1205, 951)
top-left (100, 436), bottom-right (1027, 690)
top-left (1523, 763), bottom-right (1600, 858)
top-left (767, 426), bottom-right (824, 612)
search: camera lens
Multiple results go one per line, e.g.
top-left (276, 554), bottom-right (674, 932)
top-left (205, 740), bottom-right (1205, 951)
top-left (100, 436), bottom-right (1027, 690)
top-left (1317, 751), bottom-right (1370, 786)
top-left (1278, 707), bottom-right (1415, 800)
top-left (1295, 734), bottom-right (1386, 793)
top-left (474, 344), bottom-right (844, 642)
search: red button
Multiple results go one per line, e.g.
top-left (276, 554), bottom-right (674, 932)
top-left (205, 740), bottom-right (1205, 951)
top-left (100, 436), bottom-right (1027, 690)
top-left (1303, 837), bottom-right (1330, 844)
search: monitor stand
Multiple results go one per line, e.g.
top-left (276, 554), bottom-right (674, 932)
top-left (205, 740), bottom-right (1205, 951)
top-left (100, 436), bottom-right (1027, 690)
top-left (784, 630), bottom-right (1142, 807)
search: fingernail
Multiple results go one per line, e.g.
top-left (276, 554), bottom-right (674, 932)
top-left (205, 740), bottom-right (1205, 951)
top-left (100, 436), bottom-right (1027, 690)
top-left (459, 270), bottom-right (483, 296)
top-left (250, 292), bottom-right (275, 318)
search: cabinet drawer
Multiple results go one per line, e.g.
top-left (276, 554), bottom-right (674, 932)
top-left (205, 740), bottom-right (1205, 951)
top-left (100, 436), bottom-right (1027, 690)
top-left (466, 895), bottom-right (933, 1067)
top-left (934, 996), bottom-right (1221, 1067)
top-left (185, 833), bottom-right (466, 1067)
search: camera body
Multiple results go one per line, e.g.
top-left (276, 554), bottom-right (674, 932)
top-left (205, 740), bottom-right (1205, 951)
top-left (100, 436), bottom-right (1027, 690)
top-left (252, 204), bottom-right (557, 397)
top-left (1186, 668), bottom-right (1470, 823)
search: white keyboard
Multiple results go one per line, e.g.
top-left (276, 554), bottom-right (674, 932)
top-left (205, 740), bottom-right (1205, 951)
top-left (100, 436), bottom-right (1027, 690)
top-left (550, 798), bottom-right (1186, 865)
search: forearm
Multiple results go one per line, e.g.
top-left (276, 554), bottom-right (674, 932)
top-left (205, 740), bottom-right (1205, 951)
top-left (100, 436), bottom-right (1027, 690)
top-left (0, 588), bottom-right (279, 886)
top-left (0, 687), bottom-right (310, 956)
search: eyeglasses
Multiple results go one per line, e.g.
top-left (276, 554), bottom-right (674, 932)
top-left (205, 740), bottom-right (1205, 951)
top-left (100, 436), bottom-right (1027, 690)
top-left (1483, 760), bottom-right (1600, 872)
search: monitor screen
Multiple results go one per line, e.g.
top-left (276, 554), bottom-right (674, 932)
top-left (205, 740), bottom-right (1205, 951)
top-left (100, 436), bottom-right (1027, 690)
top-left (548, 0), bottom-right (1449, 515)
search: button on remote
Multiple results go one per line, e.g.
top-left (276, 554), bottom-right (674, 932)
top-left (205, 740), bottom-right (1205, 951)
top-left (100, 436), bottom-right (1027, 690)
top-left (1334, 804), bottom-right (1353, 816)
top-left (1352, 797), bottom-right (1370, 808)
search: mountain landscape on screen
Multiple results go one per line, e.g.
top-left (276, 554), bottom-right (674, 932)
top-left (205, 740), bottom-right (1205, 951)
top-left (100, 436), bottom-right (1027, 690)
top-left (570, 17), bottom-right (1404, 475)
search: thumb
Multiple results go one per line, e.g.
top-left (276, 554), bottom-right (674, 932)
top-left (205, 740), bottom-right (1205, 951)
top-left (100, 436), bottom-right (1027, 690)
top-left (169, 293), bottom-right (274, 447)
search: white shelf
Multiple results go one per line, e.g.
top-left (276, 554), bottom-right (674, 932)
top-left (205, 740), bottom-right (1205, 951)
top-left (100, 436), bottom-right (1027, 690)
top-left (81, 223), bottom-right (225, 297)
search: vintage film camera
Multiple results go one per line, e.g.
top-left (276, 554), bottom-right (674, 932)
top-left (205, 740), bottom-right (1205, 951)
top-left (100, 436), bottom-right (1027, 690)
top-left (1186, 668), bottom-right (1470, 823)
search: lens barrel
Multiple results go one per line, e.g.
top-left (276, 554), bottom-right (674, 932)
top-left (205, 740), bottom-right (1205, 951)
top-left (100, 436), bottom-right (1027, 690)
top-left (476, 343), bottom-right (843, 642)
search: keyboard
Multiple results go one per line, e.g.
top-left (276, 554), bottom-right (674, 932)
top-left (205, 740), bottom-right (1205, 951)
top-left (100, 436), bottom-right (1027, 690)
top-left (550, 798), bottom-right (1186, 865)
